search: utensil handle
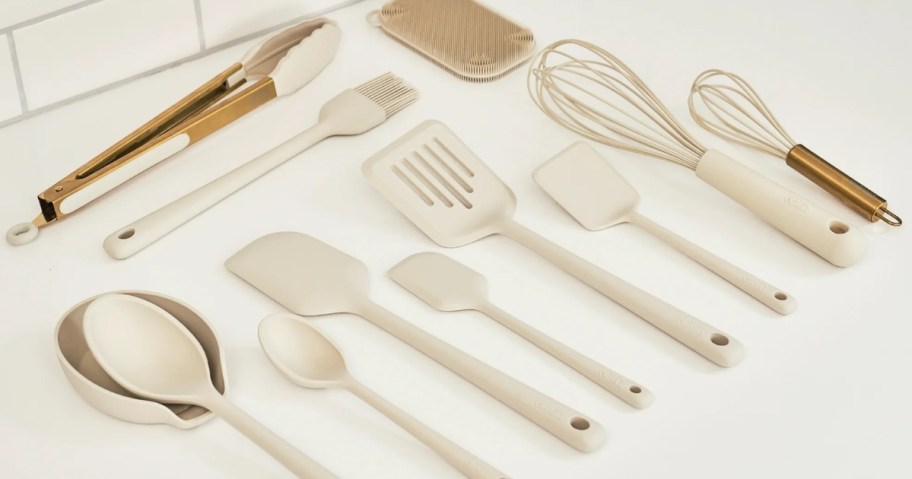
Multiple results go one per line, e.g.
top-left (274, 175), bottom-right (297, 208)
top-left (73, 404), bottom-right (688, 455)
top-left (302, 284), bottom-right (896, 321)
top-left (346, 378), bottom-right (510, 479)
top-left (103, 122), bottom-right (333, 260)
top-left (356, 302), bottom-right (605, 453)
top-left (499, 219), bottom-right (743, 367)
top-left (478, 303), bottom-right (653, 409)
top-left (629, 212), bottom-right (797, 315)
top-left (695, 150), bottom-right (866, 267)
top-left (202, 392), bottom-right (337, 479)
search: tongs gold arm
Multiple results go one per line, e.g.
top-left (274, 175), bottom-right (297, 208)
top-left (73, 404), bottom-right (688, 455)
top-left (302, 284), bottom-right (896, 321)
top-left (36, 63), bottom-right (278, 225)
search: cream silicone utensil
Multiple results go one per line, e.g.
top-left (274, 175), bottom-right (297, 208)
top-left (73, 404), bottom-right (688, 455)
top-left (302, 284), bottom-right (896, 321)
top-left (56, 291), bottom-right (226, 428)
top-left (83, 294), bottom-right (337, 479)
top-left (226, 232), bottom-right (606, 453)
top-left (389, 252), bottom-right (653, 409)
top-left (7, 18), bottom-right (340, 246)
top-left (103, 73), bottom-right (418, 259)
top-left (259, 313), bottom-right (510, 479)
top-left (528, 39), bottom-right (867, 267)
top-left (362, 120), bottom-right (743, 367)
top-left (534, 142), bottom-right (797, 315)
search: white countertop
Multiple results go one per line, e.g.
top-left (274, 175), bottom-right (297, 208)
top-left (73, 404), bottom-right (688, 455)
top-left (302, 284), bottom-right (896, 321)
top-left (1, 1), bottom-right (910, 478)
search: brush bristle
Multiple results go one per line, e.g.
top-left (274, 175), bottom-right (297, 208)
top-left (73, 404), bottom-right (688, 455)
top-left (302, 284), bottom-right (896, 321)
top-left (354, 73), bottom-right (419, 117)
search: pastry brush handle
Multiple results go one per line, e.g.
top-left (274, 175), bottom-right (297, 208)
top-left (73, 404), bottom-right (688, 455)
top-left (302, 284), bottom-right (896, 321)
top-left (103, 122), bottom-right (334, 260)
top-left (355, 302), bottom-right (605, 453)
top-left (499, 220), bottom-right (743, 368)
top-left (695, 150), bottom-right (867, 267)
top-left (478, 302), bottom-right (653, 409)
top-left (629, 212), bottom-right (797, 315)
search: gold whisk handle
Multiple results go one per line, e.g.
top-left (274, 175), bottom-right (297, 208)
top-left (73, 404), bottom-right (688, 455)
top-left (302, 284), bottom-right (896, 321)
top-left (786, 144), bottom-right (901, 226)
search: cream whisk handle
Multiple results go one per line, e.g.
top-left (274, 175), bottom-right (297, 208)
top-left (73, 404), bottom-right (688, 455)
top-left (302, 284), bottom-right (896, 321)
top-left (499, 220), bottom-right (743, 367)
top-left (629, 212), bottom-right (797, 315)
top-left (695, 150), bottom-right (867, 268)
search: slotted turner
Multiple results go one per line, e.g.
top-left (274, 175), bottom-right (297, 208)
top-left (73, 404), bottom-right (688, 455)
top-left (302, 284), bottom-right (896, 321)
top-left (226, 232), bottom-right (605, 453)
top-left (362, 120), bottom-right (743, 367)
top-left (389, 252), bottom-right (654, 409)
top-left (534, 142), bottom-right (797, 315)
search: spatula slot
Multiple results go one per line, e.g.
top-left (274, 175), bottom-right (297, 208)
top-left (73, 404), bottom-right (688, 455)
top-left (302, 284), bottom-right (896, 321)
top-left (391, 139), bottom-right (478, 210)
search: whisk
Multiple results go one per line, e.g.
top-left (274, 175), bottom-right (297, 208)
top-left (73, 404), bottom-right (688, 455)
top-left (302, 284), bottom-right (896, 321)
top-left (527, 39), bottom-right (866, 267)
top-left (689, 69), bottom-right (901, 227)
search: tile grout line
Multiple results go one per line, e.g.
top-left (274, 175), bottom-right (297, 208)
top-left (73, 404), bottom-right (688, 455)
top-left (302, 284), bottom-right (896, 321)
top-left (6, 33), bottom-right (29, 113)
top-left (192, 0), bottom-right (206, 52)
top-left (0, 0), bottom-right (366, 130)
top-left (0, 0), bottom-right (108, 37)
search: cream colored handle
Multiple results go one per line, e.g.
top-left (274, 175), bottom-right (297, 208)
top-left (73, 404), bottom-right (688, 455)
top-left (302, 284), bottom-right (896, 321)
top-left (499, 220), bottom-right (743, 367)
top-left (103, 122), bottom-right (333, 260)
top-left (478, 302), bottom-right (653, 409)
top-left (355, 302), bottom-right (605, 453)
top-left (201, 390), bottom-right (337, 479)
top-left (695, 150), bottom-right (867, 267)
top-left (629, 212), bottom-right (797, 315)
top-left (346, 378), bottom-right (510, 479)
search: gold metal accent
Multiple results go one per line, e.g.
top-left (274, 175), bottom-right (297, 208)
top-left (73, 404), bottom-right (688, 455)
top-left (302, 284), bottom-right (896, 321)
top-left (35, 63), bottom-right (278, 226)
top-left (786, 144), bottom-right (901, 226)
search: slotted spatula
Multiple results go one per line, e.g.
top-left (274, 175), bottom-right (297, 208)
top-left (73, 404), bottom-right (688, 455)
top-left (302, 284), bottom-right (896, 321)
top-left (362, 120), bottom-right (743, 367)
top-left (226, 232), bottom-right (605, 453)
top-left (389, 252), bottom-right (654, 409)
top-left (534, 142), bottom-right (797, 315)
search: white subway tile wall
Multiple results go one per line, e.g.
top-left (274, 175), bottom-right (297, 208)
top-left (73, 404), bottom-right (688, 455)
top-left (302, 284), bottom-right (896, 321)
top-left (199, 0), bottom-right (351, 46)
top-left (0, 0), bottom-right (360, 127)
top-left (15, 0), bottom-right (200, 109)
top-left (0, 35), bottom-right (23, 121)
top-left (0, 0), bottom-right (88, 29)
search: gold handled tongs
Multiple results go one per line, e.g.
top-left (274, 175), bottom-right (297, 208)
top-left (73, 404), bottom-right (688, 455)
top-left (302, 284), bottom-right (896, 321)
top-left (6, 17), bottom-right (341, 246)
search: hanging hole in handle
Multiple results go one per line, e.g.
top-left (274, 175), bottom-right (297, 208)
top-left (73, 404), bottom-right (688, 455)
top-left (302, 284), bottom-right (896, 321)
top-left (710, 334), bottom-right (730, 346)
top-left (774, 292), bottom-right (788, 301)
top-left (117, 228), bottom-right (135, 240)
top-left (828, 220), bottom-right (850, 234)
top-left (876, 207), bottom-right (902, 227)
top-left (570, 417), bottom-right (590, 430)
top-left (6, 222), bottom-right (39, 245)
top-left (629, 386), bottom-right (642, 394)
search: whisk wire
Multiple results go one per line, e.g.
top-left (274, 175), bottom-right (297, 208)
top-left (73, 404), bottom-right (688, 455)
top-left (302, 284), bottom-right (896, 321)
top-left (528, 39), bottom-right (706, 169)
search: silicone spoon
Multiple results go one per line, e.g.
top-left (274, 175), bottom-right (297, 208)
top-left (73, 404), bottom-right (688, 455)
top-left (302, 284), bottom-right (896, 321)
top-left (226, 232), bottom-right (606, 453)
top-left (389, 252), bottom-right (653, 409)
top-left (83, 294), bottom-right (336, 479)
top-left (259, 313), bottom-right (510, 479)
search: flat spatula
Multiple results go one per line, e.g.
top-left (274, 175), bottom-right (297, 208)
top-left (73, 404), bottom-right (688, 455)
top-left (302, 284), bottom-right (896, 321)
top-left (362, 120), bottom-right (743, 367)
top-left (226, 232), bottom-right (605, 453)
top-left (534, 142), bottom-right (797, 315)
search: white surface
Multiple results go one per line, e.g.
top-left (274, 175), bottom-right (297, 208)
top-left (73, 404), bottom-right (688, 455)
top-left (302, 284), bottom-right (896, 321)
top-left (14, 0), bottom-right (199, 108)
top-left (199, 0), bottom-right (357, 46)
top-left (0, 34), bottom-right (21, 121)
top-left (0, 0), bottom-right (910, 478)
top-left (0, 0), bottom-right (86, 29)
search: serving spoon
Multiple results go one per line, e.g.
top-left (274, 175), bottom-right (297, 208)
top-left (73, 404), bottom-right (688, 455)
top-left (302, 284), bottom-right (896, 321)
top-left (83, 293), bottom-right (336, 479)
top-left (259, 313), bottom-right (509, 479)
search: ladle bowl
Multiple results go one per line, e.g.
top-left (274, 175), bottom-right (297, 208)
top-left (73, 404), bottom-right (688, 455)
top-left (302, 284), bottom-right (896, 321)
top-left (54, 291), bottom-right (227, 429)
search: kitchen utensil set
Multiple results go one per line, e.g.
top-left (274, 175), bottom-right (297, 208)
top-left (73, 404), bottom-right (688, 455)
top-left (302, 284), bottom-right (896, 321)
top-left (528, 39), bottom-right (868, 267)
top-left (31, 3), bottom-right (899, 477)
top-left (363, 120), bottom-right (742, 367)
top-left (7, 18), bottom-right (341, 246)
top-left (226, 232), bottom-right (606, 453)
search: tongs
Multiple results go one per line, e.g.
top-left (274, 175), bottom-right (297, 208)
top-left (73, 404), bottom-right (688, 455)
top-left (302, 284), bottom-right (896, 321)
top-left (6, 17), bottom-right (341, 246)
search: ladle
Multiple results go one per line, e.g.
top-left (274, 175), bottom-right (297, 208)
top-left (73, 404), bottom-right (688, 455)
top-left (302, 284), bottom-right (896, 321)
top-left (83, 293), bottom-right (336, 479)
